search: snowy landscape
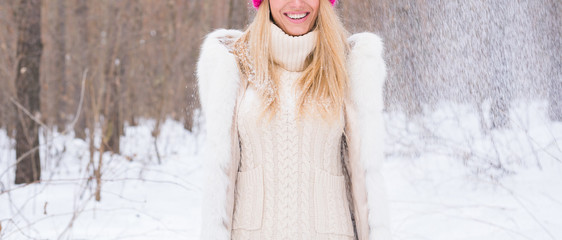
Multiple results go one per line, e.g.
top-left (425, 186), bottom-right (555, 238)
top-left (1, 100), bottom-right (560, 240)
top-left (1, 0), bottom-right (560, 239)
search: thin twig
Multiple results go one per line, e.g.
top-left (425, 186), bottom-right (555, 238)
top-left (502, 186), bottom-right (557, 240)
top-left (10, 97), bottom-right (48, 130)
top-left (67, 69), bottom-right (88, 130)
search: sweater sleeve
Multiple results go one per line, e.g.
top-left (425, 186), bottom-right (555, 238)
top-left (196, 28), bottom-right (243, 240)
top-left (344, 32), bottom-right (393, 240)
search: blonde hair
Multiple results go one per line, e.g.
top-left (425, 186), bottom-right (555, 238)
top-left (234, 0), bottom-right (349, 121)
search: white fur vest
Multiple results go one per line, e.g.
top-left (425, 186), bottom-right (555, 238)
top-left (197, 28), bottom-right (392, 240)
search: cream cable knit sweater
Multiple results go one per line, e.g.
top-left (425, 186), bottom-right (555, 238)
top-left (231, 23), bottom-right (355, 240)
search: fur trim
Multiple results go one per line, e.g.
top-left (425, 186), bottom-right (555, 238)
top-left (347, 32), bottom-right (393, 240)
top-left (197, 28), bottom-right (243, 240)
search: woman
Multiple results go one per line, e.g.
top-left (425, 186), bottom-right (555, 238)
top-left (197, 0), bottom-right (392, 239)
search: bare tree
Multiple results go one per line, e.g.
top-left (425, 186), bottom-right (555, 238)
top-left (548, 0), bottom-right (561, 121)
top-left (338, 0), bottom-right (378, 33)
top-left (14, 0), bottom-right (43, 184)
top-left (123, 2), bottom-right (142, 127)
top-left (103, 0), bottom-right (123, 154)
top-left (227, 0), bottom-right (250, 29)
top-left (183, 0), bottom-right (208, 131)
top-left (53, 0), bottom-right (67, 131)
top-left (487, 1), bottom-right (513, 129)
top-left (0, 1), bottom-right (18, 134)
top-left (73, 0), bottom-right (90, 139)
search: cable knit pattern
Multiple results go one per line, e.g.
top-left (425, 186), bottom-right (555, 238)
top-left (231, 23), bottom-right (354, 240)
top-left (270, 24), bottom-right (317, 72)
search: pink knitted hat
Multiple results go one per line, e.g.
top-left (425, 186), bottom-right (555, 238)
top-left (252, 0), bottom-right (336, 9)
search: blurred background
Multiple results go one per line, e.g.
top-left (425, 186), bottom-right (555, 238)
top-left (0, 0), bottom-right (560, 239)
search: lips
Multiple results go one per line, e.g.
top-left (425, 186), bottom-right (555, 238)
top-left (283, 12), bottom-right (310, 23)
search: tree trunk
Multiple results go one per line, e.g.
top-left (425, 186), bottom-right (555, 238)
top-left (106, 70), bottom-right (120, 153)
top-left (338, 0), bottom-right (375, 33)
top-left (14, 0), bottom-right (43, 184)
top-left (370, 0), bottom-right (424, 116)
top-left (104, 2), bottom-right (123, 154)
top-left (548, 0), bottom-right (561, 121)
top-left (54, 0), bottom-right (66, 132)
top-left (104, 48), bottom-right (122, 154)
top-left (184, 0), bottom-right (207, 132)
top-left (125, 2), bottom-right (143, 127)
top-left (73, 0), bottom-right (89, 139)
top-left (488, 0), bottom-right (512, 129)
top-left (227, 0), bottom-right (249, 29)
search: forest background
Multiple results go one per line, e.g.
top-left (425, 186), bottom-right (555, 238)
top-left (1, 1), bottom-right (560, 176)
top-left (0, 0), bottom-right (560, 239)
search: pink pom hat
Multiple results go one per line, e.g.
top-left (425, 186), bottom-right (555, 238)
top-left (252, 0), bottom-right (336, 9)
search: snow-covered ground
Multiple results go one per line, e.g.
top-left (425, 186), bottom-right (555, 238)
top-left (385, 100), bottom-right (562, 240)
top-left (1, 100), bottom-right (561, 240)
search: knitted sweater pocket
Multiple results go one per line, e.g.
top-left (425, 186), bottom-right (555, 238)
top-left (314, 168), bottom-right (355, 236)
top-left (232, 165), bottom-right (264, 230)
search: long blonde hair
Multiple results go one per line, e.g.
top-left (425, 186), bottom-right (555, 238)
top-left (234, 0), bottom-right (349, 121)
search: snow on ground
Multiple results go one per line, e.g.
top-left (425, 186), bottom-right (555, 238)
top-left (1, 100), bottom-right (561, 240)
top-left (1, 119), bottom-right (203, 239)
top-left (386, 100), bottom-right (562, 240)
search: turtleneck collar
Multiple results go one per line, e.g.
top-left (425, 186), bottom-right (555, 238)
top-left (270, 22), bottom-right (318, 72)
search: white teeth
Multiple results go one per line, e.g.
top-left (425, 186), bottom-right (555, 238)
top-left (287, 13), bottom-right (307, 20)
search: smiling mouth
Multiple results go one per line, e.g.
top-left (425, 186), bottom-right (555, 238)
top-left (284, 12), bottom-right (309, 20)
